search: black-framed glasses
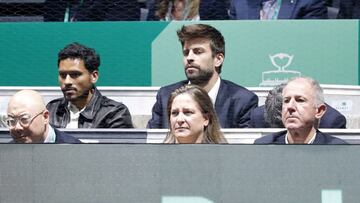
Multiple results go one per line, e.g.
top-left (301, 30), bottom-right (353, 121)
top-left (6, 110), bottom-right (44, 128)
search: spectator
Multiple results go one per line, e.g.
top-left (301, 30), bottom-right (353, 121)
top-left (254, 77), bottom-right (347, 144)
top-left (249, 83), bottom-right (347, 128)
top-left (44, 0), bottom-right (140, 22)
top-left (164, 85), bottom-right (227, 143)
top-left (6, 90), bottom-right (81, 143)
top-left (47, 42), bottom-right (134, 128)
top-left (148, 0), bottom-right (200, 21)
top-left (229, 0), bottom-right (327, 20)
top-left (147, 24), bottom-right (258, 128)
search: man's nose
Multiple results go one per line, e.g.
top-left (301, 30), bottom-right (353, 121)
top-left (13, 120), bottom-right (23, 130)
top-left (286, 99), bottom-right (296, 112)
top-left (186, 51), bottom-right (194, 62)
top-left (64, 74), bottom-right (72, 84)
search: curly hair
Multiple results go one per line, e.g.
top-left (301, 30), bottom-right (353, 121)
top-left (58, 42), bottom-right (100, 73)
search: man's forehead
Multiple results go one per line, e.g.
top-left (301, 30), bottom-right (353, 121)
top-left (7, 105), bottom-right (31, 116)
top-left (183, 38), bottom-right (211, 48)
top-left (282, 82), bottom-right (314, 97)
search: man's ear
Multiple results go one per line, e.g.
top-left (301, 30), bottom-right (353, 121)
top-left (214, 53), bottom-right (224, 68)
top-left (91, 70), bottom-right (99, 84)
top-left (315, 103), bottom-right (326, 119)
top-left (43, 110), bottom-right (50, 124)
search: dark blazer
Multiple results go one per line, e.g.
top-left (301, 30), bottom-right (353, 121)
top-left (229, 0), bottom-right (327, 19)
top-left (147, 79), bottom-right (258, 128)
top-left (249, 103), bottom-right (347, 128)
top-left (199, 0), bottom-right (230, 20)
top-left (254, 130), bottom-right (347, 144)
top-left (54, 128), bottom-right (82, 143)
top-left (44, 0), bottom-right (140, 21)
top-left (337, 0), bottom-right (360, 19)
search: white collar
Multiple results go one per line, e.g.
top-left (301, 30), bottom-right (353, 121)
top-left (188, 77), bottom-right (221, 105)
top-left (44, 125), bottom-right (56, 143)
top-left (207, 77), bottom-right (221, 105)
top-left (285, 131), bottom-right (317, 144)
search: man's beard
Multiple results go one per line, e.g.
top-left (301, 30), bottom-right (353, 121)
top-left (186, 68), bottom-right (214, 86)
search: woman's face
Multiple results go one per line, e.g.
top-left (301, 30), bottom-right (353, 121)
top-left (170, 93), bottom-right (209, 143)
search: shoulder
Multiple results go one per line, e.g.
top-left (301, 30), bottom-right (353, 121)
top-left (254, 130), bottom-right (286, 144)
top-left (47, 97), bottom-right (65, 106)
top-left (321, 103), bottom-right (347, 128)
top-left (160, 80), bottom-right (188, 90)
top-left (249, 105), bottom-right (269, 128)
top-left (158, 81), bottom-right (188, 93)
top-left (251, 105), bottom-right (265, 116)
top-left (221, 79), bottom-right (257, 97)
top-left (100, 95), bottom-right (126, 107)
top-left (54, 128), bottom-right (82, 144)
top-left (316, 131), bottom-right (348, 144)
top-left (46, 97), bottom-right (67, 113)
top-left (220, 80), bottom-right (258, 103)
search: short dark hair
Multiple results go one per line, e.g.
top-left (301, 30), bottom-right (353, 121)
top-left (164, 84), bottom-right (226, 143)
top-left (177, 24), bottom-right (225, 74)
top-left (58, 42), bottom-right (100, 73)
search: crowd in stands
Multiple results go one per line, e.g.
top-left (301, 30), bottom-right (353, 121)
top-left (2, 23), bottom-right (349, 144)
top-left (0, 0), bottom-right (359, 22)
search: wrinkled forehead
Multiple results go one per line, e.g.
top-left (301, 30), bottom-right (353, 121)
top-left (7, 103), bottom-right (32, 116)
top-left (7, 98), bottom-right (38, 116)
top-left (282, 80), bottom-right (314, 98)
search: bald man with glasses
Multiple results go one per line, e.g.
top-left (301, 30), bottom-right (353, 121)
top-left (6, 90), bottom-right (81, 143)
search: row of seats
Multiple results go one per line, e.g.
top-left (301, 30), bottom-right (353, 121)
top-left (0, 84), bottom-right (360, 128)
top-left (1, 128), bottom-right (359, 144)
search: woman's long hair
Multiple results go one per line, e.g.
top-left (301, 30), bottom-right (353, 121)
top-left (156, 0), bottom-right (200, 20)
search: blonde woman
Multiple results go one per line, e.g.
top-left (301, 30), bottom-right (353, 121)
top-left (156, 0), bottom-right (200, 21)
top-left (164, 85), bottom-right (227, 144)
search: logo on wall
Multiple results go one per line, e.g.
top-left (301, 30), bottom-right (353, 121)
top-left (259, 53), bottom-right (302, 87)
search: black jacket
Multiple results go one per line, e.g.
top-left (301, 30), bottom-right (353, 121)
top-left (47, 88), bottom-right (133, 128)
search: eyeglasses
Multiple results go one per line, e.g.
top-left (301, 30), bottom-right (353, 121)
top-left (6, 110), bottom-right (44, 128)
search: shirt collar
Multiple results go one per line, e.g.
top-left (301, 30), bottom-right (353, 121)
top-left (285, 131), bottom-right (317, 144)
top-left (44, 125), bottom-right (56, 143)
top-left (207, 77), bottom-right (221, 105)
top-left (188, 77), bottom-right (221, 105)
top-left (67, 102), bottom-right (86, 114)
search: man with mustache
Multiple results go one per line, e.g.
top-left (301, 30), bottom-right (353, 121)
top-left (147, 24), bottom-right (258, 128)
top-left (47, 42), bottom-right (133, 128)
top-left (7, 90), bottom-right (81, 143)
top-left (254, 77), bottom-right (347, 144)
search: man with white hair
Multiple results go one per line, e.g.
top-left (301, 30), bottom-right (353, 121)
top-left (6, 90), bottom-right (81, 143)
top-left (255, 77), bottom-right (347, 144)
